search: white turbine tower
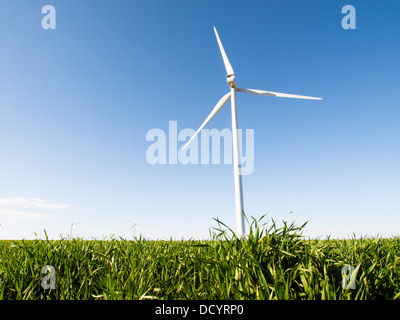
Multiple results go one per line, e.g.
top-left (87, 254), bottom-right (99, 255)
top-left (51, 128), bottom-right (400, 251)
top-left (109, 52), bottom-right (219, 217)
top-left (182, 27), bottom-right (322, 239)
top-left (70, 222), bottom-right (79, 239)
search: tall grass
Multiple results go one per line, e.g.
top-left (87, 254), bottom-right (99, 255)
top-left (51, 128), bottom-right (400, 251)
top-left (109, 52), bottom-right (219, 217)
top-left (0, 216), bottom-right (399, 300)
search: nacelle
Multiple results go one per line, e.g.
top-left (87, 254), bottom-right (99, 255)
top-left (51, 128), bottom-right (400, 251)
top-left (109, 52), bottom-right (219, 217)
top-left (227, 74), bottom-right (237, 89)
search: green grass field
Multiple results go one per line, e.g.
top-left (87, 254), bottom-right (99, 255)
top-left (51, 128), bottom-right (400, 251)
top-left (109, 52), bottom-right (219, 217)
top-left (1, 216), bottom-right (399, 300)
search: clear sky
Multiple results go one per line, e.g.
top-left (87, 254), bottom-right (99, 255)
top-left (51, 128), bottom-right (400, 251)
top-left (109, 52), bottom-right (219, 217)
top-left (1, 0), bottom-right (399, 240)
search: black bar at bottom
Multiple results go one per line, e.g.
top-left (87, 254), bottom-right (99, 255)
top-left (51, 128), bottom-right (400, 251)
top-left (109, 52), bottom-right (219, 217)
top-left (1, 300), bottom-right (398, 318)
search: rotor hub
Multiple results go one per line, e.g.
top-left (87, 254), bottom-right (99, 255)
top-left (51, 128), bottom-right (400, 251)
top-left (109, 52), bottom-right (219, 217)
top-left (227, 74), bottom-right (237, 89)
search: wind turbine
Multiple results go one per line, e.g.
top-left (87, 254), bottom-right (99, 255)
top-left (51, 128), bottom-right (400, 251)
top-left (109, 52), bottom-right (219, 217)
top-left (182, 27), bottom-right (322, 239)
top-left (129, 223), bottom-right (139, 238)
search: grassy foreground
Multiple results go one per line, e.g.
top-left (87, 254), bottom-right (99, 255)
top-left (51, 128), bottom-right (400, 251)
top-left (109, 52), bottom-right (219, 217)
top-left (0, 216), bottom-right (399, 300)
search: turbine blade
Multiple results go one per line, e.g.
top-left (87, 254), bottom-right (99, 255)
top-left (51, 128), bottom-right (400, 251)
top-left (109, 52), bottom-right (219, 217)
top-left (213, 27), bottom-right (235, 76)
top-left (182, 92), bottom-right (231, 151)
top-left (237, 88), bottom-right (322, 100)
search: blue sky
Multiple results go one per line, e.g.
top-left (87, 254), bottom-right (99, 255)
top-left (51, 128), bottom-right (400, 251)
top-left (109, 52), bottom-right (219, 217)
top-left (0, 0), bottom-right (399, 239)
